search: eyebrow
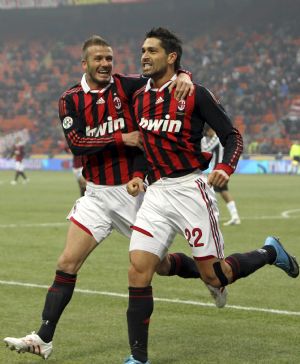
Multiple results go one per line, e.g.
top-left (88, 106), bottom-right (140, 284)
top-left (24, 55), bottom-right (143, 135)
top-left (142, 46), bottom-right (158, 51)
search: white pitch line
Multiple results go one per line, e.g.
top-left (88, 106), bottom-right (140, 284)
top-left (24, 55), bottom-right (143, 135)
top-left (0, 222), bottom-right (67, 228)
top-left (0, 214), bottom-right (299, 229)
top-left (0, 280), bottom-right (299, 317)
top-left (281, 209), bottom-right (300, 218)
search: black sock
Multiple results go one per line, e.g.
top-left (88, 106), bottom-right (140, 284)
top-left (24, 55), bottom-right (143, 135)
top-left (37, 270), bottom-right (77, 343)
top-left (168, 253), bottom-right (201, 278)
top-left (20, 172), bottom-right (27, 180)
top-left (127, 286), bottom-right (153, 363)
top-left (261, 245), bottom-right (277, 264)
top-left (225, 246), bottom-right (276, 282)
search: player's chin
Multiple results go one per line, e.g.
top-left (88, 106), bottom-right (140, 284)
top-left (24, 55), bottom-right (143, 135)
top-left (96, 74), bottom-right (111, 83)
top-left (142, 69), bottom-right (153, 77)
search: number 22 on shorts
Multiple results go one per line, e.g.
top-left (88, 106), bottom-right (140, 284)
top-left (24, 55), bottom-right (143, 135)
top-left (184, 227), bottom-right (204, 248)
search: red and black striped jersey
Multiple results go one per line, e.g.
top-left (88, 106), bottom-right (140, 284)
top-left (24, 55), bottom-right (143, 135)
top-left (58, 73), bottom-right (147, 185)
top-left (73, 155), bottom-right (83, 169)
top-left (13, 144), bottom-right (25, 162)
top-left (133, 79), bottom-right (243, 183)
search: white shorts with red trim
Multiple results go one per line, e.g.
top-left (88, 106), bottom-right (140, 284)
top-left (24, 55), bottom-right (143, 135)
top-left (130, 170), bottom-right (224, 260)
top-left (67, 182), bottom-right (144, 243)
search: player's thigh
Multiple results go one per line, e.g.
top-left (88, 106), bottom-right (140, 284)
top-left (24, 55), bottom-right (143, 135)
top-left (62, 221), bottom-right (98, 262)
top-left (67, 188), bottom-right (113, 243)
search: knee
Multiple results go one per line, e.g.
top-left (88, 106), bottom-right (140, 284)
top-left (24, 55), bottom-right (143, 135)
top-left (200, 271), bottom-right (221, 288)
top-left (155, 256), bottom-right (170, 276)
top-left (200, 261), bottom-right (231, 288)
top-left (128, 261), bottom-right (155, 287)
top-left (57, 253), bottom-right (79, 274)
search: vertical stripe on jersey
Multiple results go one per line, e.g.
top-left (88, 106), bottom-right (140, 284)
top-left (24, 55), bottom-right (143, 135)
top-left (178, 91), bottom-right (198, 159)
top-left (83, 93), bottom-right (93, 128)
top-left (195, 178), bottom-right (223, 259)
top-left (158, 90), bottom-right (182, 171)
top-left (137, 90), bottom-right (166, 180)
top-left (107, 84), bottom-right (128, 184)
top-left (170, 90), bottom-right (193, 168)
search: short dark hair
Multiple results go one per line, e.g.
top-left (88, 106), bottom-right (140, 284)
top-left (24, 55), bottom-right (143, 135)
top-left (145, 27), bottom-right (182, 71)
top-left (82, 35), bottom-right (111, 60)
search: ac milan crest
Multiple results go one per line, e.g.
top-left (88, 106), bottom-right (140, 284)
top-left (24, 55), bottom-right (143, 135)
top-left (113, 96), bottom-right (122, 110)
top-left (177, 99), bottom-right (186, 111)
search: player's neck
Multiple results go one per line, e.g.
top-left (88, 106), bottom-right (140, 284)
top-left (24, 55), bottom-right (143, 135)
top-left (152, 69), bottom-right (175, 89)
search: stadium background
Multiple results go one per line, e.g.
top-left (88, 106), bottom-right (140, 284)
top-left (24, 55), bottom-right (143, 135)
top-left (1, 1), bottom-right (300, 364)
top-left (0, 0), bottom-right (300, 174)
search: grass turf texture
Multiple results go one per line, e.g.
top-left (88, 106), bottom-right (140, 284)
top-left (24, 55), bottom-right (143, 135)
top-left (0, 170), bottom-right (299, 363)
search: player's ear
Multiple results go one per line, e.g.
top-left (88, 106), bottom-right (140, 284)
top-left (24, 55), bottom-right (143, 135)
top-left (81, 59), bottom-right (87, 72)
top-left (167, 52), bottom-right (177, 66)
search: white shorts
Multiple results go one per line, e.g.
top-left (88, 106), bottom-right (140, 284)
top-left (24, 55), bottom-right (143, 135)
top-left (73, 167), bottom-right (83, 181)
top-left (67, 182), bottom-right (144, 243)
top-left (130, 170), bottom-right (224, 260)
top-left (16, 161), bottom-right (24, 172)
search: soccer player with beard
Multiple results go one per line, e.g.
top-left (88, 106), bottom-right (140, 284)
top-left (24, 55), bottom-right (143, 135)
top-left (124, 27), bottom-right (299, 364)
top-left (3, 35), bottom-right (222, 360)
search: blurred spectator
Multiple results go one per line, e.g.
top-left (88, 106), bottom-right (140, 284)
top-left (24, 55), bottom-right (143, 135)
top-left (289, 140), bottom-right (300, 174)
top-left (0, 19), bottom-right (299, 155)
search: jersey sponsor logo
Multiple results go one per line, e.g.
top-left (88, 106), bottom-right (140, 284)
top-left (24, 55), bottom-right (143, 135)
top-left (177, 99), bottom-right (186, 111)
top-left (62, 116), bottom-right (73, 129)
top-left (96, 97), bottom-right (105, 105)
top-left (113, 96), bottom-right (122, 110)
top-left (139, 114), bottom-right (182, 133)
top-left (86, 116), bottom-right (125, 137)
top-left (155, 96), bottom-right (164, 105)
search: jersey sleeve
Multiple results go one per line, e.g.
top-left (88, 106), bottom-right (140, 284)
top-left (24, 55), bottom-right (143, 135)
top-left (196, 85), bottom-right (243, 175)
top-left (58, 93), bottom-right (124, 156)
top-left (116, 74), bottom-right (148, 100)
top-left (132, 149), bottom-right (148, 180)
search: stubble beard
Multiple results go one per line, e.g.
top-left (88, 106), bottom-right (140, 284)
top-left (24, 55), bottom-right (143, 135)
top-left (143, 64), bottom-right (168, 82)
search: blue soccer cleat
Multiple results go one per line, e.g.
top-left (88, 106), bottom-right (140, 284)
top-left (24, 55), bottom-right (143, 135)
top-left (264, 236), bottom-right (299, 278)
top-left (124, 355), bottom-right (150, 364)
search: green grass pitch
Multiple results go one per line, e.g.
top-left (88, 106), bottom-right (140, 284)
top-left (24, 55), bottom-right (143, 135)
top-left (0, 170), bottom-right (299, 363)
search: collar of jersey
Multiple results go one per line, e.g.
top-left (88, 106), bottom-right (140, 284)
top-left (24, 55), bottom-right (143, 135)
top-left (81, 73), bottom-right (114, 94)
top-left (145, 73), bottom-right (177, 92)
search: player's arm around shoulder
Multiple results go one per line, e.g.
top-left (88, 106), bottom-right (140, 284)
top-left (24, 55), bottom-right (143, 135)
top-left (168, 71), bottom-right (195, 100)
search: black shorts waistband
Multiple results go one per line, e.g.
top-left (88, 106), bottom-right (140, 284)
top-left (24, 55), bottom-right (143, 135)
top-left (146, 168), bottom-right (198, 185)
top-left (167, 168), bottom-right (198, 178)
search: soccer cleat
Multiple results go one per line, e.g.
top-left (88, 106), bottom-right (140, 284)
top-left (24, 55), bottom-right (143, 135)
top-left (223, 217), bottom-right (241, 226)
top-left (4, 332), bottom-right (53, 360)
top-left (124, 355), bottom-right (150, 364)
top-left (206, 283), bottom-right (227, 308)
top-left (264, 236), bottom-right (299, 278)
